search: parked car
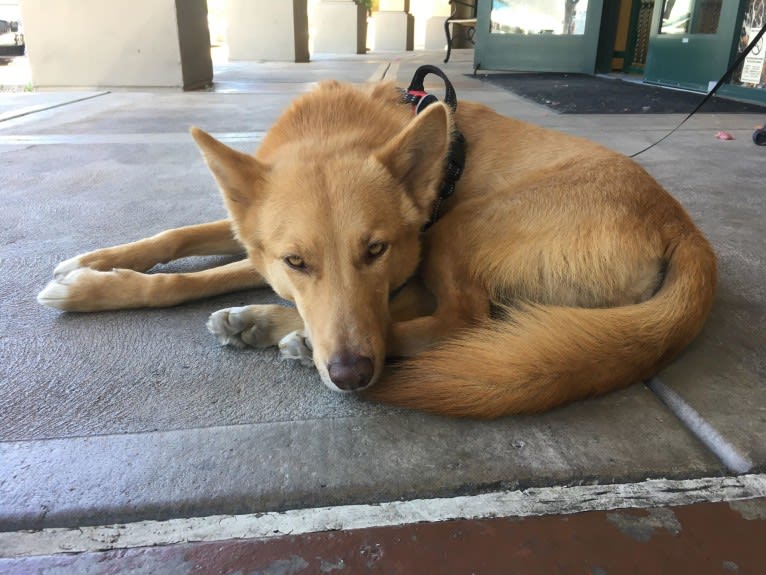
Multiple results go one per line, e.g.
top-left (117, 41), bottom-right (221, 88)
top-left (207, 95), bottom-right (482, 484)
top-left (0, 17), bottom-right (24, 57)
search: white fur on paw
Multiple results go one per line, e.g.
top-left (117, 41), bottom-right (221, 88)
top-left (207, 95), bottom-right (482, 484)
top-left (278, 331), bottom-right (314, 368)
top-left (207, 306), bottom-right (252, 348)
top-left (37, 267), bottom-right (90, 309)
top-left (37, 279), bottom-right (70, 309)
top-left (52, 255), bottom-right (85, 280)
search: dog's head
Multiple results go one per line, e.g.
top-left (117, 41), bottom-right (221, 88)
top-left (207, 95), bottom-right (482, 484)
top-left (191, 102), bottom-right (452, 392)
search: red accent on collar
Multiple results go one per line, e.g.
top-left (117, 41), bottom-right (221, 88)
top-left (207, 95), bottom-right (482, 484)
top-left (406, 90), bottom-right (428, 114)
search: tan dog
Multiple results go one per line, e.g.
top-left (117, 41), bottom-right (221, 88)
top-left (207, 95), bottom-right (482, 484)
top-left (37, 80), bottom-right (717, 418)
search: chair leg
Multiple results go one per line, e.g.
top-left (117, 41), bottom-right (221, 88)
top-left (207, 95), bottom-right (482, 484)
top-left (444, 17), bottom-right (454, 63)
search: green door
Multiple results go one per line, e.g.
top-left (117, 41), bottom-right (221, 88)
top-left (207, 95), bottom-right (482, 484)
top-left (474, 0), bottom-right (605, 73)
top-left (644, 0), bottom-right (741, 92)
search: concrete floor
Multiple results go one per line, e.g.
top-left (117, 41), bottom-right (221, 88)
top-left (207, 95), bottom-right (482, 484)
top-left (1, 50), bottom-right (765, 557)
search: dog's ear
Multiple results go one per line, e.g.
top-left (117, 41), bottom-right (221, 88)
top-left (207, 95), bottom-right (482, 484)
top-left (375, 103), bottom-right (452, 219)
top-left (190, 127), bottom-right (267, 222)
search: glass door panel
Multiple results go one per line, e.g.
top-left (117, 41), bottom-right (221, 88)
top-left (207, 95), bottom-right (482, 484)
top-left (644, 0), bottom-right (739, 92)
top-left (474, 0), bottom-right (604, 73)
top-left (490, 0), bottom-right (590, 35)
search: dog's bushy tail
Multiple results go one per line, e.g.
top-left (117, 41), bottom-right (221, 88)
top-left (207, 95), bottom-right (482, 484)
top-left (365, 232), bottom-right (716, 418)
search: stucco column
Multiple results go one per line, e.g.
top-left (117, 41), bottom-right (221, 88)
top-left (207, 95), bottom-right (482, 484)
top-left (373, 0), bottom-right (414, 51)
top-left (226, 0), bottom-right (309, 62)
top-left (313, 0), bottom-right (367, 54)
top-left (20, 0), bottom-right (212, 89)
top-left (423, 0), bottom-right (451, 50)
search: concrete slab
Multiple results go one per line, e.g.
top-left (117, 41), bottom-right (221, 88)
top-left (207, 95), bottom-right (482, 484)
top-left (1, 50), bottom-right (763, 532)
top-left (212, 56), bottom-right (385, 90)
top-left (0, 92), bottom-right (108, 122)
top-left (1, 92), bottom-right (296, 136)
top-left (640, 141), bottom-right (766, 468)
top-left (1, 390), bottom-right (722, 530)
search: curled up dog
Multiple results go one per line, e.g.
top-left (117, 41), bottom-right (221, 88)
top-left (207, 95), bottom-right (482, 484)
top-left (37, 76), bottom-right (717, 418)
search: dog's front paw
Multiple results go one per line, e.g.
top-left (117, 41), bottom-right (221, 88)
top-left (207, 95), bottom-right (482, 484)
top-left (207, 306), bottom-right (259, 348)
top-left (52, 255), bottom-right (87, 280)
top-left (278, 331), bottom-right (314, 368)
top-left (37, 267), bottom-right (130, 312)
top-left (37, 268), bottom-right (84, 310)
top-left (207, 304), bottom-right (303, 350)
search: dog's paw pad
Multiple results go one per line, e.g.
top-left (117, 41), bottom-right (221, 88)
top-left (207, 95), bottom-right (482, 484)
top-left (278, 331), bottom-right (314, 367)
top-left (207, 306), bottom-right (251, 348)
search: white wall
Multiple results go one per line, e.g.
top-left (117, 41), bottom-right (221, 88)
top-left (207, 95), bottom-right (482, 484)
top-left (20, 0), bottom-right (212, 88)
top-left (226, 0), bottom-right (309, 62)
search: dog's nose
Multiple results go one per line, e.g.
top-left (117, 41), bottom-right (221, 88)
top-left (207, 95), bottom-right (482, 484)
top-left (327, 352), bottom-right (374, 391)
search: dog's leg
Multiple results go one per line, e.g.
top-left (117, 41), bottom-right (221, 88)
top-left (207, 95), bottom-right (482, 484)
top-left (387, 314), bottom-right (469, 357)
top-left (207, 304), bottom-right (312, 366)
top-left (387, 273), bottom-right (490, 358)
top-left (386, 250), bottom-right (490, 357)
top-left (38, 259), bottom-right (266, 312)
top-left (52, 220), bottom-right (243, 278)
top-left (39, 220), bottom-right (265, 311)
top-left (389, 279), bottom-right (438, 323)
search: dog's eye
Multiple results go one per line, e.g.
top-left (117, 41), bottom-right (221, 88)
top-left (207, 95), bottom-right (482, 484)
top-left (284, 255), bottom-right (306, 270)
top-left (366, 241), bottom-right (388, 261)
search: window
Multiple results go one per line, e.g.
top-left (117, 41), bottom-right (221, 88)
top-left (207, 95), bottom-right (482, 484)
top-left (659, 0), bottom-right (723, 35)
top-left (490, 0), bottom-right (590, 36)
